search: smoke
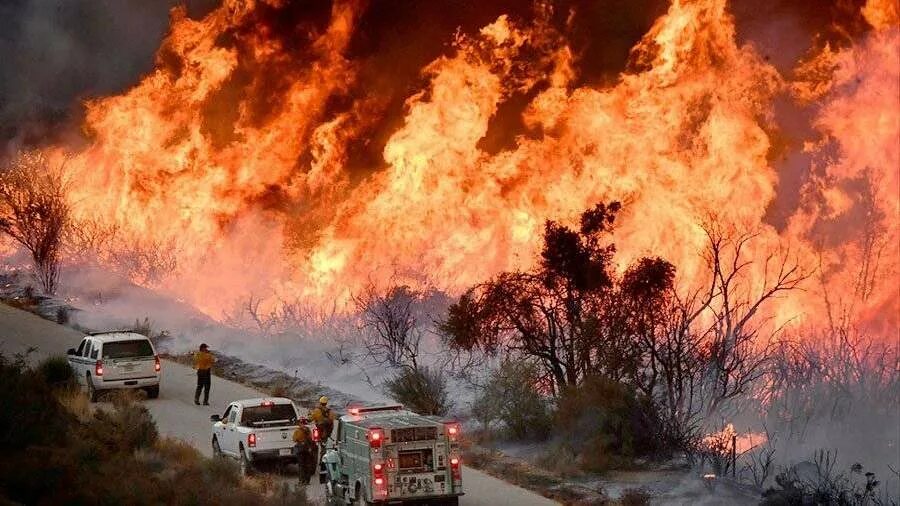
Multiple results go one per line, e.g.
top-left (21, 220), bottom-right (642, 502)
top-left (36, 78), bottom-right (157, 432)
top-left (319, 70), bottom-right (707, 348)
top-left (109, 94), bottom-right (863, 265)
top-left (0, 0), bottom-right (219, 147)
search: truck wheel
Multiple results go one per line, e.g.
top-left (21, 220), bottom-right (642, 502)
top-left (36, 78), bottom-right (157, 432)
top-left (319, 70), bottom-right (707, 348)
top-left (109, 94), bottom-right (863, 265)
top-left (212, 437), bottom-right (223, 458)
top-left (87, 373), bottom-right (98, 403)
top-left (145, 385), bottom-right (160, 399)
top-left (239, 448), bottom-right (253, 477)
top-left (350, 484), bottom-right (371, 506)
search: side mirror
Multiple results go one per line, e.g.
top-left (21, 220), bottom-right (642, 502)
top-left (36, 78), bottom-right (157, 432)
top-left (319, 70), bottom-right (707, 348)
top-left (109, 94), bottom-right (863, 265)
top-left (67, 348), bottom-right (76, 355)
top-left (210, 415), bottom-right (221, 422)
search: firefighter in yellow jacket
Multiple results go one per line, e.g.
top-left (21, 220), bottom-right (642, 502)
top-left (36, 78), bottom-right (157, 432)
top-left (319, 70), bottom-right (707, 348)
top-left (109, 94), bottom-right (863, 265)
top-left (193, 343), bottom-right (215, 405)
top-left (293, 417), bottom-right (316, 484)
top-left (309, 396), bottom-right (336, 447)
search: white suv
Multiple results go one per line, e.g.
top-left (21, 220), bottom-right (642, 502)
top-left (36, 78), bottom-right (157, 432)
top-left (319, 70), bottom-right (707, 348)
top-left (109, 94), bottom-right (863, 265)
top-left (67, 332), bottom-right (161, 402)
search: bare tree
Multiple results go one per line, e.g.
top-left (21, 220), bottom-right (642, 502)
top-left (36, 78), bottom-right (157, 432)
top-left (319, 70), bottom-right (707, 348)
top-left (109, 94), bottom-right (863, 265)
top-left (222, 294), bottom-right (343, 338)
top-left (699, 223), bottom-right (808, 415)
top-left (108, 238), bottom-right (178, 286)
top-left (354, 284), bottom-right (423, 372)
top-left (64, 217), bottom-right (119, 265)
top-left (65, 216), bottom-right (179, 286)
top-left (0, 151), bottom-right (69, 294)
top-left (742, 428), bottom-right (777, 487)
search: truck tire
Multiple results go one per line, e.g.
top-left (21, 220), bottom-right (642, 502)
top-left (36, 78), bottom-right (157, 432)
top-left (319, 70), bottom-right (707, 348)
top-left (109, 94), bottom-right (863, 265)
top-left (212, 437), bottom-right (223, 458)
top-left (239, 447), bottom-right (253, 477)
top-left (87, 373), bottom-right (98, 403)
top-left (350, 483), bottom-right (372, 506)
top-left (145, 385), bottom-right (160, 399)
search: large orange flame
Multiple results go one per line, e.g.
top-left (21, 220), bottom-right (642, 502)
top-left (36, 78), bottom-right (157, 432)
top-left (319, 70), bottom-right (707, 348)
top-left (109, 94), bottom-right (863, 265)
top-left (38, 0), bottom-right (897, 327)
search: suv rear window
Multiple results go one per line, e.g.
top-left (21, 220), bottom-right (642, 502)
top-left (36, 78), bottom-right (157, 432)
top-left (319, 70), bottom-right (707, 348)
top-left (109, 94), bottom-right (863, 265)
top-left (241, 404), bottom-right (297, 427)
top-left (102, 340), bottom-right (153, 359)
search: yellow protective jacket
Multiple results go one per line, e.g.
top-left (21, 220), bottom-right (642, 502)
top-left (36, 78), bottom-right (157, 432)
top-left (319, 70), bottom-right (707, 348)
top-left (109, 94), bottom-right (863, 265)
top-left (193, 351), bottom-right (215, 371)
top-left (309, 406), bottom-right (335, 425)
top-left (293, 425), bottom-right (313, 444)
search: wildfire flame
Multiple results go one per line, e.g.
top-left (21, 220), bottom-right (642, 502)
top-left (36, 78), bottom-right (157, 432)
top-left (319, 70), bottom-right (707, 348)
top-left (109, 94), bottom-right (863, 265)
top-left (34, 0), bottom-right (897, 325)
top-left (702, 423), bottom-right (767, 456)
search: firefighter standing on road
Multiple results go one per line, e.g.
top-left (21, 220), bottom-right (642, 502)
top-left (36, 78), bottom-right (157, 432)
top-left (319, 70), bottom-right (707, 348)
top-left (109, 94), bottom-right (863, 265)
top-left (309, 396), bottom-right (335, 448)
top-left (293, 417), bottom-right (316, 485)
top-left (193, 343), bottom-right (215, 405)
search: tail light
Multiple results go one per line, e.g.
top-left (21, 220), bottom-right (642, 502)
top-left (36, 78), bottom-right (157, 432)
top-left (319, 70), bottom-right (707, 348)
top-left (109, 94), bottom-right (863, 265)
top-left (368, 428), bottom-right (384, 449)
top-left (445, 423), bottom-right (460, 442)
top-left (373, 461), bottom-right (387, 497)
top-left (95, 360), bottom-right (104, 376)
top-left (312, 426), bottom-right (320, 442)
top-left (450, 456), bottom-right (461, 484)
top-left (154, 355), bottom-right (161, 373)
top-left (247, 433), bottom-right (257, 448)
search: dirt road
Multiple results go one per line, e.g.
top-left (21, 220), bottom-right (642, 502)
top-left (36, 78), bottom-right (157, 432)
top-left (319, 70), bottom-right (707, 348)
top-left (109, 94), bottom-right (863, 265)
top-left (1, 302), bottom-right (557, 506)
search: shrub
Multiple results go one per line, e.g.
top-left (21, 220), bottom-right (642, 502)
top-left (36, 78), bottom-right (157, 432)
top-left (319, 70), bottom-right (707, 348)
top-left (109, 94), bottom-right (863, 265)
top-left (761, 452), bottom-right (889, 506)
top-left (554, 375), bottom-right (665, 472)
top-left (0, 353), bottom-right (72, 450)
top-left (85, 395), bottom-right (158, 452)
top-left (56, 306), bottom-right (70, 324)
top-left (473, 359), bottom-right (553, 440)
top-left (133, 317), bottom-right (152, 337)
top-left (0, 354), bottom-right (314, 506)
top-left (619, 488), bottom-right (651, 506)
top-left (57, 387), bottom-right (92, 422)
top-left (384, 366), bottom-right (452, 416)
top-left (36, 355), bottom-right (76, 388)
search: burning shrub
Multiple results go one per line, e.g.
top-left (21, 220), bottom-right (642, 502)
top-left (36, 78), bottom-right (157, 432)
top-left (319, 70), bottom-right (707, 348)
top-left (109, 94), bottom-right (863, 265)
top-left (0, 151), bottom-right (70, 294)
top-left (553, 375), bottom-right (666, 472)
top-left (473, 359), bottom-right (553, 441)
top-left (384, 366), bottom-right (452, 416)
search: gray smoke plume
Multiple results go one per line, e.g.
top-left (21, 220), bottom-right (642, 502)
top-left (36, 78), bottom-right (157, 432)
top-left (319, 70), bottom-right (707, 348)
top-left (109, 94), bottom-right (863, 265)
top-left (0, 0), bottom-right (218, 147)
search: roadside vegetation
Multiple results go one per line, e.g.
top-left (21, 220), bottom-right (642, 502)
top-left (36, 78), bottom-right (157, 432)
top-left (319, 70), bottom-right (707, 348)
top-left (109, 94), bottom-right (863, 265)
top-left (0, 352), bottom-right (309, 505)
top-left (438, 201), bottom-right (898, 504)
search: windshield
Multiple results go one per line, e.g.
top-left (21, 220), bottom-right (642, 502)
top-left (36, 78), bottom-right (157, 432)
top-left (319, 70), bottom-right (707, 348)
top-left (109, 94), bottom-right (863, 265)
top-left (241, 404), bottom-right (297, 427)
top-left (102, 340), bottom-right (153, 359)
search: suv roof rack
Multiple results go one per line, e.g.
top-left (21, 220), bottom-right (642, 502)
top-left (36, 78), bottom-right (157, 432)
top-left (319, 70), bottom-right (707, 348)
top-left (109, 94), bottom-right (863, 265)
top-left (86, 330), bottom-right (144, 336)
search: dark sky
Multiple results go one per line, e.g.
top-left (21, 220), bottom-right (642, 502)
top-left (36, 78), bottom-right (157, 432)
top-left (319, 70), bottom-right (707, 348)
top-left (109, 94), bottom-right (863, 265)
top-left (0, 0), bottom-right (219, 145)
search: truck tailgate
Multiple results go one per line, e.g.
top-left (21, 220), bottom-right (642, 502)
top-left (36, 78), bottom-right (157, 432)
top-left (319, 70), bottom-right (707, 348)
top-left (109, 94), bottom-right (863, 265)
top-left (252, 426), bottom-right (295, 451)
top-left (104, 356), bottom-right (156, 381)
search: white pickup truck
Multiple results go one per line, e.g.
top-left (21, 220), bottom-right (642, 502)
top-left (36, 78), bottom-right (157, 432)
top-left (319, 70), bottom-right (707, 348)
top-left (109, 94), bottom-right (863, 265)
top-left (210, 397), bottom-right (302, 476)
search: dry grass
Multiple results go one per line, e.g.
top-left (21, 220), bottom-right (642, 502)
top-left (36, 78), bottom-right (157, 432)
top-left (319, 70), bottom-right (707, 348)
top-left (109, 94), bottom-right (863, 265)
top-left (153, 436), bottom-right (203, 466)
top-left (616, 488), bottom-right (652, 506)
top-left (107, 387), bottom-right (147, 405)
top-left (55, 386), bottom-right (92, 422)
top-left (536, 445), bottom-right (584, 478)
top-left (462, 445), bottom-right (603, 504)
